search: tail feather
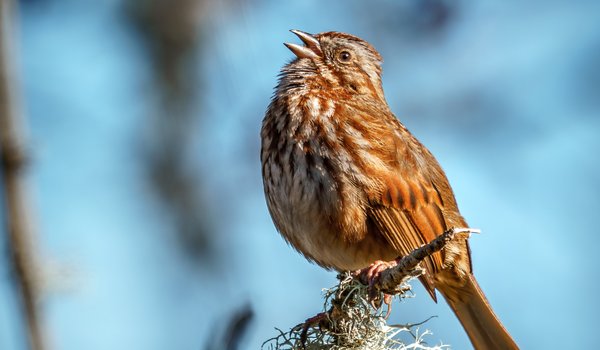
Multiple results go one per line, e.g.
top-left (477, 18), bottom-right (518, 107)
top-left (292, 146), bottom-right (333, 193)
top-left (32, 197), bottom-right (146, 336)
top-left (438, 275), bottom-right (519, 350)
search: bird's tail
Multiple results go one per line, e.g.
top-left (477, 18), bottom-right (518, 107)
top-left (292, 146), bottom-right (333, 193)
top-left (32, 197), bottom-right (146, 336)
top-left (437, 274), bottom-right (519, 350)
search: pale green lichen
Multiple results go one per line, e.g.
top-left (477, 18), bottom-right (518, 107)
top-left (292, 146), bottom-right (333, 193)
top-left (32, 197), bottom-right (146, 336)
top-left (262, 273), bottom-right (448, 350)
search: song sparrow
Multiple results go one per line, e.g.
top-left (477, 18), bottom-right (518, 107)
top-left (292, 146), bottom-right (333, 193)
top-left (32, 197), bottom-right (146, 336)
top-left (261, 30), bottom-right (518, 350)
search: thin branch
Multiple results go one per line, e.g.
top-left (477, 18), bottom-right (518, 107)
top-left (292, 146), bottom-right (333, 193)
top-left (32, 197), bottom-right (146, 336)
top-left (0, 1), bottom-right (44, 350)
top-left (374, 227), bottom-right (480, 294)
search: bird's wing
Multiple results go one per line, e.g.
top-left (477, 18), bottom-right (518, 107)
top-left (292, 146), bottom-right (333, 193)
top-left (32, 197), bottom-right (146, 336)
top-left (367, 174), bottom-right (448, 301)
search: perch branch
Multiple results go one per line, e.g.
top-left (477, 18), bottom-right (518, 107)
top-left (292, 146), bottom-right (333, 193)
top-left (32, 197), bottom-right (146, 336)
top-left (373, 227), bottom-right (480, 294)
top-left (0, 1), bottom-right (44, 350)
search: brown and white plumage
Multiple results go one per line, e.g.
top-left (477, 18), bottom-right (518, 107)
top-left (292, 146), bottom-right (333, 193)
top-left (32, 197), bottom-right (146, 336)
top-left (261, 30), bottom-right (518, 349)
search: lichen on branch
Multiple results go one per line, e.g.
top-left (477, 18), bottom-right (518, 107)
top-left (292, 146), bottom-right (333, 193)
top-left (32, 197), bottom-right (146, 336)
top-left (263, 227), bottom-right (479, 350)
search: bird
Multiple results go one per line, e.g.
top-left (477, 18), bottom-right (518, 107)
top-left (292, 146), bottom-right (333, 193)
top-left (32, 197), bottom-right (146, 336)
top-left (260, 29), bottom-right (519, 350)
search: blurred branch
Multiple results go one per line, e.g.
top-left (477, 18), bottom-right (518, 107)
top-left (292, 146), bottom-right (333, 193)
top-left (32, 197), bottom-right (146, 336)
top-left (0, 1), bottom-right (44, 350)
top-left (223, 304), bottom-right (254, 350)
top-left (205, 304), bottom-right (254, 350)
top-left (125, 0), bottom-right (214, 260)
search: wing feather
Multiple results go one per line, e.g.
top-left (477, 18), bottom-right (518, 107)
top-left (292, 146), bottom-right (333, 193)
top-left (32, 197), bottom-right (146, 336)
top-left (368, 179), bottom-right (448, 300)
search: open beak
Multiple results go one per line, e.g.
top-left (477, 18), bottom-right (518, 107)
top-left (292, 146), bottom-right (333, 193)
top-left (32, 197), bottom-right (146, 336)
top-left (284, 29), bottom-right (322, 59)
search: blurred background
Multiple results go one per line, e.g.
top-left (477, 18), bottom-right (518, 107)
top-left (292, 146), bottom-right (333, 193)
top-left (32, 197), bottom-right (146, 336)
top-left (1, 0), bottom-right (599, 349)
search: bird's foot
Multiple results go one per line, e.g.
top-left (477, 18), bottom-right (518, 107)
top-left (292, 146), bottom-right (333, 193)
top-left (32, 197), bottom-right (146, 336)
top-left (299, 312), bottom-right (329, 346)
top-left (361, 259), bottom-right (398, 284)
top-left (354, 259), bottom-right (401, 318)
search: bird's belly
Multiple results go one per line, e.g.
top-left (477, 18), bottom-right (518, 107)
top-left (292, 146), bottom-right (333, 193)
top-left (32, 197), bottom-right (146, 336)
top-left (296, 224), bottom-right (399, 271)
top-left (270, 182), bottom-right (397, 271)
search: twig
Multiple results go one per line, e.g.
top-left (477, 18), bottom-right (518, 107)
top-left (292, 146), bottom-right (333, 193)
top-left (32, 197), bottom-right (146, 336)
top-left (0, 1), bottom-right (44, 350)
top-left (374, 227), bottom-right (479, 294)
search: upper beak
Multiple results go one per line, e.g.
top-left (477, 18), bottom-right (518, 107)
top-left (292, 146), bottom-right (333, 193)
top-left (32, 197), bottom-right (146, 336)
top-left (284, 29), bottom-right (322, 59)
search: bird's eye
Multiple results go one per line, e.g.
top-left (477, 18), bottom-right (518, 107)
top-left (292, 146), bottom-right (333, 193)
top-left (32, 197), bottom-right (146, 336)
top-left (338, 51), bottom-right (352, 63)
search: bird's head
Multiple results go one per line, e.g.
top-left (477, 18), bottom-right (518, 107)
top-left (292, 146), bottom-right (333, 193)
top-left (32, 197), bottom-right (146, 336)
top-left (281, 30), bottom-right (385, 103)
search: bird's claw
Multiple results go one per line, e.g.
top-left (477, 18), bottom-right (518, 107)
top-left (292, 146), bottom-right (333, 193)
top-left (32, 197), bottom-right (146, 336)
top-left (299, 312), bottom-right (328, 346)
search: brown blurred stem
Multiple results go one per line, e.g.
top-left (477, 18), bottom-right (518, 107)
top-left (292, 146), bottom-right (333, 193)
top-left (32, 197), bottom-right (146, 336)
top-left (0, 1), bottom-right (43, 350)
top-left (125, 0), bottom-right (212, 259)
